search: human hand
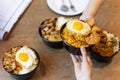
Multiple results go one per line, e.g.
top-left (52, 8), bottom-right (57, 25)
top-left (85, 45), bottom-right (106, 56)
top-left (80, 16), bottom-right (96, 27)
top-left (70, 46), bottom-right (92, 80)
top-left (79, 0), bottom-right (104, 26)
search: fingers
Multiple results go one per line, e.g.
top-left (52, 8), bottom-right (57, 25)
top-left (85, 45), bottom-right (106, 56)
top-left (70, 54), bottom-right (78, 65)
top-left (87, 56), bottom-right (91, 62)
top-left (80, 46), bottom-right (92, 65)
top-left (80, 46), bottom-right (87, 62)
top-left (86, 18), bottom-right (96, 27)
top-left (70, 46), bottom-right (92, 66)
top-left (79, 16), bottom-right (96, 27)
top-left (70, 54), bottom-right (81, 65)
top-left (87, 56), bottom-right (92, 66)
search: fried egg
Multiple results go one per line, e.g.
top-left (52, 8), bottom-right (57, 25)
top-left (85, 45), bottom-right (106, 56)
top-left (56, 17), bottom-right (67, 30)
top-left (19, 65), bottom-right (37, 74)
top-left (66, 20), bottom-right (91, 35)
top-left (15, 46), bottom-right (37, 69)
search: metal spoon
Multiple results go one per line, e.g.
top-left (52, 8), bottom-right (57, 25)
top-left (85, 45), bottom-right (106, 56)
top-left (60, 0), bottom-right (69, 12)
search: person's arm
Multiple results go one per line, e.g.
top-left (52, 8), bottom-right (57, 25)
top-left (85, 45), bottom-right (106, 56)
top-left (80, 0), bottom-right (104, 21)
top-left (70, 46), bottom-right (92, 80)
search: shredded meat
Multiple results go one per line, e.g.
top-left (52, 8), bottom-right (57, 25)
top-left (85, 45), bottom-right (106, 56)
top-left (92, 42), bottom-right (114, 57)
top-left (41, 18), bottom-right (62, 42)
top-left (92, 26), bottom-right (102, 32)
top-left (3, 47), bottom-right (22, 74)
top-left (86, 32), bottom-right (101, 45)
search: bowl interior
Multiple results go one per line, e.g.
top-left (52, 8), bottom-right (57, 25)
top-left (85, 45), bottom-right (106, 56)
top-left (39, 18), bottom-right (63, 49)
top-left (39, 27), bottom-right (62, 43)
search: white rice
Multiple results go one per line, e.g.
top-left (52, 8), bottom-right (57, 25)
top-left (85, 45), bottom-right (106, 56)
top-left (103, 31), bottom-right (119, 53)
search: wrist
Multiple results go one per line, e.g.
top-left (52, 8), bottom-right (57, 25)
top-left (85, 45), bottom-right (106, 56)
top-left (76, 73), bottom-right (92, 80)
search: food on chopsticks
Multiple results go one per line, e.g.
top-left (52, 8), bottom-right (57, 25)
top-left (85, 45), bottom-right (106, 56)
top-left (2, 46), bottom-right (39, 74)
top-left (41, 17), bottom-right (67, 42)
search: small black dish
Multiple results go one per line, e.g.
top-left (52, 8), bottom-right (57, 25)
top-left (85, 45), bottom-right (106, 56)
top-left (39, 19), bottom-right (63, 49)
top-left (88, 45), bottom-right (120, 63)
top-left (2, 46), bottom-right (40, 80)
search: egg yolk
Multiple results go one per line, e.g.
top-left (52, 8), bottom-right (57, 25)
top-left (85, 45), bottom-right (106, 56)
top-left (18, 53), bottom-right (29, 62)
top-left (73, 21), bottom-right (83, 31)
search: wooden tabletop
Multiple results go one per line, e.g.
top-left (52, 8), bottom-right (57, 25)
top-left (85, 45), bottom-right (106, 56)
top-left (0, 0), bottom-right (120, 80)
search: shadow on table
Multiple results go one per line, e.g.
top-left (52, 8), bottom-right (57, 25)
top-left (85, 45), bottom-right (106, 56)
top-left (39, 61), bottom-right (46, 76)
top-left (30, 61), bottom-right (46, 80)
top-left (92, 58), bottom-right (112, 68)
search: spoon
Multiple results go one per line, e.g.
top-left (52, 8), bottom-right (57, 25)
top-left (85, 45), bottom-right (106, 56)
top-left (60, 0), bottom-right (69, 12)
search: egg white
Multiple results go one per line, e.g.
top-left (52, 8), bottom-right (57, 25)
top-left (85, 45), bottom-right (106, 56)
top-left (18, 65), bottom-right (37, 74)
top-left (66, 20), bottom-right (91, 35)
top-left (56, 17), bottom-right (67, 30)
top-left (15, 46), bottom-right (36, 69)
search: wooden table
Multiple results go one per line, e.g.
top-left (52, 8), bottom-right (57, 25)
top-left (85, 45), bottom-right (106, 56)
top-left (0, 0), bottom-right (120, 80)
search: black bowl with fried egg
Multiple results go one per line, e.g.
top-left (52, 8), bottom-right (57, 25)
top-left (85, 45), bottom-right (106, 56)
top-left (2, 46), bottom-right (40, 80)
top-left (60, 23), bottom-right (89, 55)
top-left (39, 18), bottom-right (63, 49)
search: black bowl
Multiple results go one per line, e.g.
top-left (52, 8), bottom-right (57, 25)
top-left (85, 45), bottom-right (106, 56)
top-left (60, 23), bottom-right (84, 55)
top-left (39, 19), bottom-right (63, 49)
top-left (63, 40), bottom-right (81, 55)
top-left (88, 45), bottom-right (120, 63)
top-left (2, 46), bottom-right (40, 80)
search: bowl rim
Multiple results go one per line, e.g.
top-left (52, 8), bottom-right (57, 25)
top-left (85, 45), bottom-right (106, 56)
top-left (2, 46), bottom-right (40, 76)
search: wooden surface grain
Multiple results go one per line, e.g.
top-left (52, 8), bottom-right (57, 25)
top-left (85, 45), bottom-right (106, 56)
top-left (0, 0), bottom-right (120, 80)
